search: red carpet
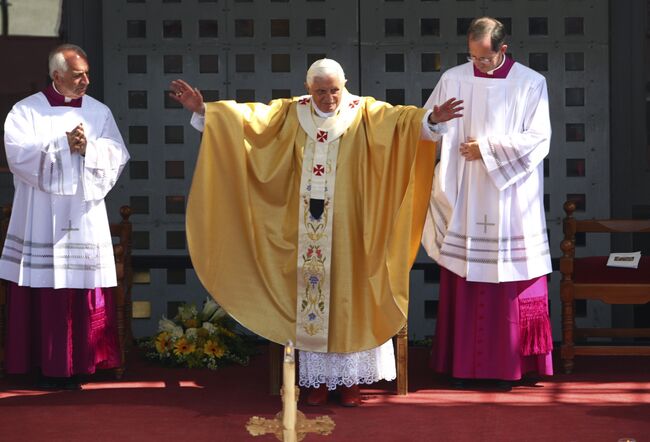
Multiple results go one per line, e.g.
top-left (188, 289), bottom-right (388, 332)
top-left (1, 345), bottom-right (649, 442)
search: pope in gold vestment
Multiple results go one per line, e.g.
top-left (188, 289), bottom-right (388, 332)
top-left (186, 93), bottom-right (437, 353)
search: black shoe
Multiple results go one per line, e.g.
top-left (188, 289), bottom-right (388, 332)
top-left (520, 375), bottom-right (542, 386)
top-left (496, 380), bottom-right (513, 392)
top-left (35, 376), bottom-right (61, 390)
top-left (61, 375), bottom-right (82, 391)
top-left (451, 378), bottom-right (466, 389)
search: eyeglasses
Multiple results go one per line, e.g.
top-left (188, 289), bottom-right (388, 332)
top-left (466, 53), bottom-right (501, 65)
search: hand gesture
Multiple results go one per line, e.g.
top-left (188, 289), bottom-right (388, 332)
top-left (460, 137), bottom-right (482, 161)
top-left (66, 123), bottom-right (87, 156)
top-left (430, 98), bottom-right (464, 124)
top-left (169, 79), bottom-right (205, 115)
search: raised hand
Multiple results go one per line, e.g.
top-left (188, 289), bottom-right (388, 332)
top-left (430, 98), bottom-right (464, 124)
top-left (169, 79), bottom-right (205, 115)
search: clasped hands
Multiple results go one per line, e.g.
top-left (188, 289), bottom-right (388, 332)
top-left (66, 123), bottom-right (87, 156)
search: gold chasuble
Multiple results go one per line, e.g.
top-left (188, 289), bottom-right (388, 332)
top-left (186, 92), bottom-right (436, 353)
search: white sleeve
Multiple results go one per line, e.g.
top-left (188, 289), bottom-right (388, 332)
top-left (421, 79), bottom-right (456, 255)
top-left (477, 78), bottom-right (551, 191)
top-left (420, 110), bottom-right (446, 141)
top-left (81, 108), bottom-right (130, 201)
top-left (191, 112), bottom-right (206, 132)
top-left (420, 109), bottom-right (447, 141)
top-left (3, 102), bottom-right (76, 195)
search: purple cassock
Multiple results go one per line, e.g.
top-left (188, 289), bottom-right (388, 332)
top-left (428, 56), bottom-right (554, 380)
top-left (5, 284), bottom-right (120, 377)
top-left (432, 269), bottom-right (553, 380)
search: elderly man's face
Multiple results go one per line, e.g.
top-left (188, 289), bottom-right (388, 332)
top-left (53, 51), bottom-right (90, 98)
top-left (307, 75), bottom-right (344, 113)
top-left (467, 34), bottom-right (506, 74)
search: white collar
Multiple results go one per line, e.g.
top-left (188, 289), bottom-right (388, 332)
top-left (312, 102), bottom-right (338, 118)
top-left (52, 83), bottom-right (73, 103)
top-left (486, 53), bottom-right (507, 76)
top-left (296, 91), bottom-right (362, 144)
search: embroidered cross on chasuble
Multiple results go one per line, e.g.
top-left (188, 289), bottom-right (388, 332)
top-left (294, 94), bottom-right (360, 352)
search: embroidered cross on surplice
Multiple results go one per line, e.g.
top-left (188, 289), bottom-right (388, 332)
top-left (348, 99), bottom-right (360, 109)
top-left (299, 97), bottom-right (311, 105)
top-left (476, 214), bottom-right (496, 233)
top-left (316, 130), bottom-right (328, 142)
top-left (61, 220), bottom-right (79, 239)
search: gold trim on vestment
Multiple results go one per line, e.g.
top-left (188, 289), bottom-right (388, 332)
top-left (294, 93), bottom-right (361, 352)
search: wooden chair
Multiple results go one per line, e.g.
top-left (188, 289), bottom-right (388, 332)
top-left (0, 205), bottom-right (133, 379)
top-left (559, 200), bottom-right (650, 374)
top-left (110, 205), bottom-right (133, 379)
top-left (269, 323), bottom-right (409, 395)
top-left (0, 206), bottom-right (9, 375)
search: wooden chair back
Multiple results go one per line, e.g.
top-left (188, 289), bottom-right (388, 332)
top-left (559, 200), bottom-right (650, 373)
top-left (110, 205), bottom-right (133, 379)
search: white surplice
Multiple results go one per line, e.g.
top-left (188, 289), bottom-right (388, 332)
top-left (422, 61), bottom-right (552, 283)
top-left (0, 92), bottom-right (129, 289)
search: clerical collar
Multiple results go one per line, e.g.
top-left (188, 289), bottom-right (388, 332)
top-left (473, 54), bottom-right (514, 79)
top-left (488, 53), bottom-right (507, 74)
top-left (312, 102), bottom-right (339, 118)
top-left (43, 83), bottom-right (83, 107)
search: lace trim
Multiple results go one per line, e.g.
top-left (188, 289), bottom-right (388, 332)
top-left (298, 340), bottom-right (396, 390)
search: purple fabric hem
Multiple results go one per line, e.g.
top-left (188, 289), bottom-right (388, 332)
top-left (430, 268), bottom-right (554, 380)
top-left (5, 283), bottom-right (121, 377)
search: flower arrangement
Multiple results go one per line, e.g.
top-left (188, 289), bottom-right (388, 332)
top-left (140, 297), bottom-right (254, 370)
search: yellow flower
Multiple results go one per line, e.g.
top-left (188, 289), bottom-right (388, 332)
top-left (173, 337), bottom-right (196, 356)
top-left (217, 326), bottom-right (236, 338)
top-left (203, 340), bottom-right (226, 358)
top-left (155, 332), bottom-right (172, 353)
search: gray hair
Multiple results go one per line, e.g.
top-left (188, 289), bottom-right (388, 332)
top-left (306, 58), bottom-right (346, 86)
top-left (467, 17), bottom-right (507, 52)
top-left (48, 44), bottom-right (88, 79)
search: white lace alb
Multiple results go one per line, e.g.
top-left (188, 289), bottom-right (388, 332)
top-left (298, 339), bottom-right (396, 390)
